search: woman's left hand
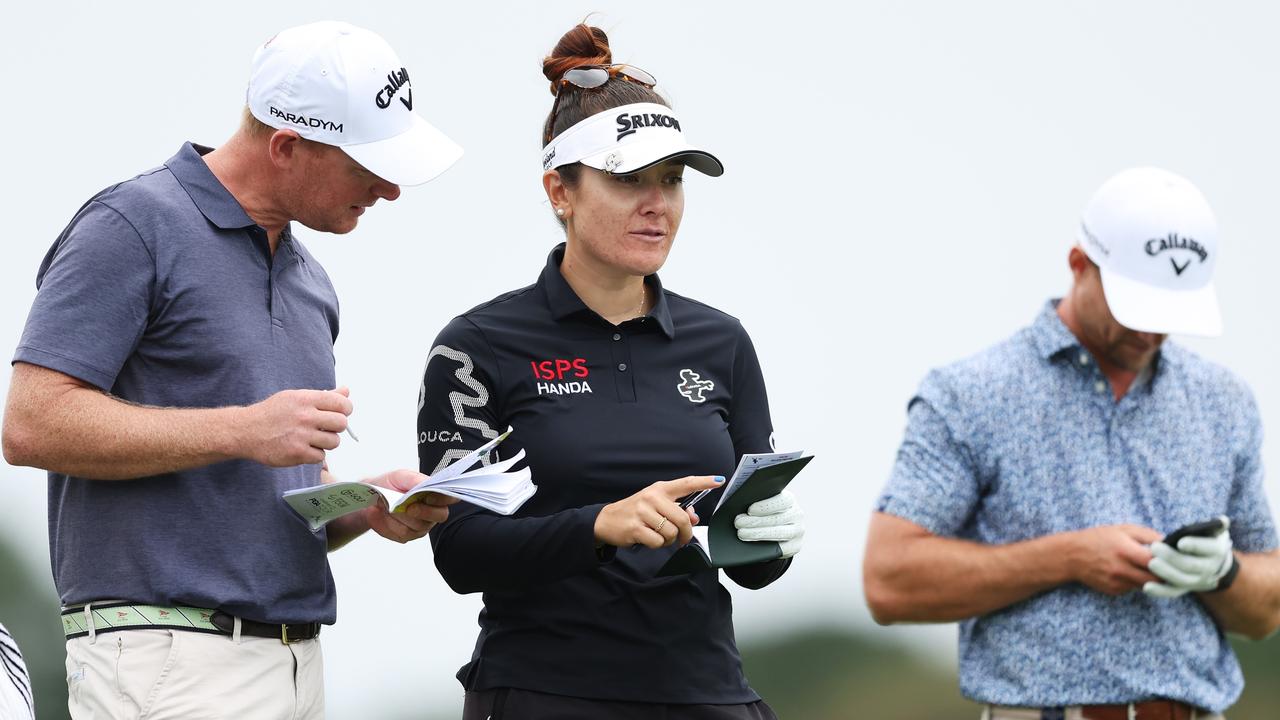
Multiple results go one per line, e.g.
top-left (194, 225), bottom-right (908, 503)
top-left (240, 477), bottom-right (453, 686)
top-left (735, 490), bottom-right (805, 559)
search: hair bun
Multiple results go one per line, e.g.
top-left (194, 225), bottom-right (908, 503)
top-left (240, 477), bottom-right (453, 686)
top-left (542, 24), bottom-right (613, 94)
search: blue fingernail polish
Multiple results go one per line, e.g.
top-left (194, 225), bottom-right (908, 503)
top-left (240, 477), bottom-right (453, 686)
top-left (714, 476), bottom-right (725, 483)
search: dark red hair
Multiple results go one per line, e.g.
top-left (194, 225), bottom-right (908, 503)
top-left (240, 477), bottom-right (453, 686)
top-left (540, 23), bottom-right (668, 159)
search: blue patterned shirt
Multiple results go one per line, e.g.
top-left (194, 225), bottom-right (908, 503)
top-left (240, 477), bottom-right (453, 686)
top-left (876, 301), bottom-right (1277, 713)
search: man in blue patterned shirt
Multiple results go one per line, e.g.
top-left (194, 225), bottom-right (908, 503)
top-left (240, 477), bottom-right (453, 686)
top-left (864, 168), bottom-right (1280, 720)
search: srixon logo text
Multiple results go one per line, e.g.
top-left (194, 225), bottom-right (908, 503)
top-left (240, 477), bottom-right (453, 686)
top-left (616, 111), bottom-right (681, 140)
top-left (532, 358), bottom-right (592, 396)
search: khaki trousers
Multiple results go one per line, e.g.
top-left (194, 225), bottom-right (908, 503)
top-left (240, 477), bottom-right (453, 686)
top-left (66, 629), bottom-right (323, 720)
top-left (982, 706), bottom-right (1225, 720)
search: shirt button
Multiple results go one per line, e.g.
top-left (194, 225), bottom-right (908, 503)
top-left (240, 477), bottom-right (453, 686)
top-left (1079, 353), bottom-right (1089, 365)
top-left (618, 363), bottom-right (628, 372)
top-left (612, 333), bottom-right (621, 341)
top-left (1095, 381), bottom-right (1107, 393)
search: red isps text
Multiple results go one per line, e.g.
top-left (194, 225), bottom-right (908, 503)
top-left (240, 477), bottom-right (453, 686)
top-left (531, 358), bottom-right (589, 380)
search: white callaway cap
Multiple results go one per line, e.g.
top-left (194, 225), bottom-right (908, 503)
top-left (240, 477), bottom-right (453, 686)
top-left (542, 102), bottom-right (723, 177)
top-left (247, 21), bottom-right (463, 187)
top-left (1078, 167), bottom-right (1222, 337)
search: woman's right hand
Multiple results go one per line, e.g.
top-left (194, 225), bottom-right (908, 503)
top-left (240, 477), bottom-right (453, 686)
top-left (594, 475), bottom-right (725, 548)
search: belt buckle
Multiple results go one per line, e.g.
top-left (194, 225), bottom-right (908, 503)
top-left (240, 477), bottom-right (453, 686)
top-left (281, 623), bottom-right (297, 645)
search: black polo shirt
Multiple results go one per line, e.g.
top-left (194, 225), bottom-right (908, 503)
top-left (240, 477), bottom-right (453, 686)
top-left (419, 244), bottom-right (790, 704)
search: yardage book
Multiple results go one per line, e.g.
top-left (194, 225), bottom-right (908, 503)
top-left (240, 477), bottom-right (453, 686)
top-left (283, 428), bottom-right (535, 531)
top-left (658, 451), bottom-right (813, 576)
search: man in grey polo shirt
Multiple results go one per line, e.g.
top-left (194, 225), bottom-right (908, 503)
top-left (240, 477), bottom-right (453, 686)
top-left (1, 22), bottom-right (462, 719)
top-left (864, 168), bottom-right (1280, 719)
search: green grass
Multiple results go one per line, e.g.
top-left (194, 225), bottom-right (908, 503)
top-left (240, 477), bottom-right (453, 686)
top-left (740, 626), bottom-right (1280, 720)
top-left (741, 627), bottom-right (975, 719)
top-left (0, 539), bottom-right (67, 720)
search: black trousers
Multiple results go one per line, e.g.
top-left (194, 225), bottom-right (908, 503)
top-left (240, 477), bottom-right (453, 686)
top-left (462, 688), bottom-right (780, 720)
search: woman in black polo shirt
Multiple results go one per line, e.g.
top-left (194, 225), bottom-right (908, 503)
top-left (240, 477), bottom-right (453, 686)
top-left (419, 23), bottom-right (805, 720)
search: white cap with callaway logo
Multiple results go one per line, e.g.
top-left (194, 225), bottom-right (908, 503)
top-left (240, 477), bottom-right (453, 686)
top-left (1077, 167), bottom-right (1222, 337)
top-left (246, 20), bottom-right (463, 187)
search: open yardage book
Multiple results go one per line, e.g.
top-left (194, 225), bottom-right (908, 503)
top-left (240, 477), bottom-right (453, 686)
top-left (283, 428), bottom-right (535, 532)
top-left (658, 450), bottom-right (813, 576)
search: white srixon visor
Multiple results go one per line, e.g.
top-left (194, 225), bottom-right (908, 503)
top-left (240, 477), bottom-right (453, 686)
top-left (541, 102), bottom-right (724, 177)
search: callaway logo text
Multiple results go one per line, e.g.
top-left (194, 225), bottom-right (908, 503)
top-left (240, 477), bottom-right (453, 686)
top-left (616, 111), bottom-right (681, 140)
top-left (375, 67), bottom-right (412, 110)
top-left (269, 106), bottom-right (343, 133)
top-left (1145, 232), bottom-right (1208, 276)
top-left (677, 369), bottom-right (714, 403)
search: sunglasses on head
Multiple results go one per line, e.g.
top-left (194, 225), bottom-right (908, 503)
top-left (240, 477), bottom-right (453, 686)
top-left (545, 64), bottom-right (658, 145)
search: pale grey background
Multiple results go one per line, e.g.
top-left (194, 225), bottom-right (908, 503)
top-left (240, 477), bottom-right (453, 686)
top-left (3, 1), bottom-right (1278, 717)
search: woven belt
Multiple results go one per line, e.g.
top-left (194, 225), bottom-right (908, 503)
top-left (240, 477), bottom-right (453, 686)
top-left (990, 701), bottom-right (1202, 720)
top-left (1080, 701), bottom-right (1196, 720)
top-left (61, 602), bottom-right (321, 644)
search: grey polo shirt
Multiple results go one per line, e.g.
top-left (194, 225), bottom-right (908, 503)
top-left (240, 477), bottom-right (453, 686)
top-left (13, 143), bottom-right (341, 624)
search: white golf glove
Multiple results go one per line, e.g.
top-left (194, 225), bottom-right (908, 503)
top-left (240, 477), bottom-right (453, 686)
top-left (1144, 517), bottom-right (1236, 599)
top-left (735, 490), bottom-right (804, 559)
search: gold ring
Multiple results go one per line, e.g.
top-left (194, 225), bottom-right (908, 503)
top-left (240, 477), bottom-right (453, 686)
top-left (655, 517), bottom-right (669, 534)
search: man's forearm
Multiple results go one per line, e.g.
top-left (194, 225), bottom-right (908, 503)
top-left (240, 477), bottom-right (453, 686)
top-left (3, 363), bottom-right (246, 479)
top-left (864, 513), bottom-right (1074, 623)
top-left (1198, 550), bottom-right (1280, 640)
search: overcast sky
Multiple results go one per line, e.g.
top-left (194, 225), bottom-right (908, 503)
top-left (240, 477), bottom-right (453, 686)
top-left (4, 1), bottom-right (1280, 716)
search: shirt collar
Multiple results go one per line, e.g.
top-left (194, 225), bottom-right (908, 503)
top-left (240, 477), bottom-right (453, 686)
top-left (165, 142), bottom-right (256, 230)
top-left (1029, 299), bottom-right (1081, 361)
top-left (538, 243), bottom-right (676, 339)
top-left (1030, 298), bottom-right (1171, 392)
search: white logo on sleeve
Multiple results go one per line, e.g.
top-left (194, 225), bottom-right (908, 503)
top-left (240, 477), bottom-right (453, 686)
top-left (420, 344), bottom-right (499, 473)
top-left (677, 369), bottom-right (714, 403)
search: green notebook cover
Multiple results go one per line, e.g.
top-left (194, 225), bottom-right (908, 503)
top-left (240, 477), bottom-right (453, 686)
top-left (658, 455), bottom-right (812, 576)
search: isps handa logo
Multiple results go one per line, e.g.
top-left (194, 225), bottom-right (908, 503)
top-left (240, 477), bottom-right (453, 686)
top-left (531, 358), bottom-right (592, 396)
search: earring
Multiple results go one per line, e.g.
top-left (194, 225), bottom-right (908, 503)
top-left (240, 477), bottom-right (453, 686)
top-left (556, 208), bottom-right (566, 217)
